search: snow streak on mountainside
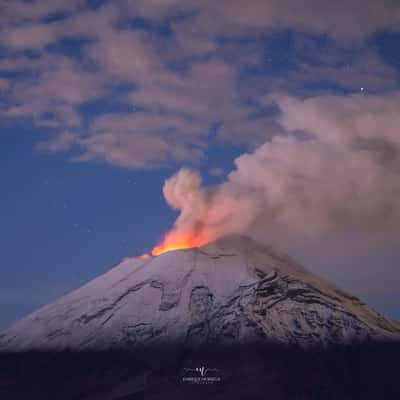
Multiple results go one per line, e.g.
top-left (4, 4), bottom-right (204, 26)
top-left (0, 236), bottom-right (399, 351)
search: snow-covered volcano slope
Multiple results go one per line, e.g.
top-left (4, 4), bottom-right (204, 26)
top-left (1, 236), bottom-right (399, 350)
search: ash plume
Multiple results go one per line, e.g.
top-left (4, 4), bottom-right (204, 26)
top-left (162, 93), bottom-right (400, 242)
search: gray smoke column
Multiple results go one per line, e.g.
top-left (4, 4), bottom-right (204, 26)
top-left (161, 92), bottom-right (400, 243)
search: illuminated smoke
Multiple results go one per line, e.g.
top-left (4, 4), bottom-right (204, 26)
top-left (148, 92), bottom-right (400, 255)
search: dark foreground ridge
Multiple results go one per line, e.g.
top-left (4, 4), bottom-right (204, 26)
top-left (1, 341), bottom-right (400, 400)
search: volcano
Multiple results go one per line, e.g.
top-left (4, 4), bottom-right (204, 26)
top-left (1, 236), bottom-right (400, 399)
top-left (1, 236), bottom-right (399, 350)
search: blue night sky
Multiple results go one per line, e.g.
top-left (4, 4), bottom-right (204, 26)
top-left (1, 0), bottom-right (400, 329)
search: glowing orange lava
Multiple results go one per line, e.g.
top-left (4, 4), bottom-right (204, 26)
top-left (138, 231), bottom-right (211, 259)
top-left (151, 234), bottom-right (204, 256)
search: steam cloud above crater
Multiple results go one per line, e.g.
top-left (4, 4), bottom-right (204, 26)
top-left (162, 92), bottom-right (400, 243)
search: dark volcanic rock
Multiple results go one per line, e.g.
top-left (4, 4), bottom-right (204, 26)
top-left (1, 342), bottom-right (400, 400)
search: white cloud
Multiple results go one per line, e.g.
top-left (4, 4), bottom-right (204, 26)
top-left (1, 0), bottom-right (399, 170)
top-left (132, 0), bottom-right (400, 39)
